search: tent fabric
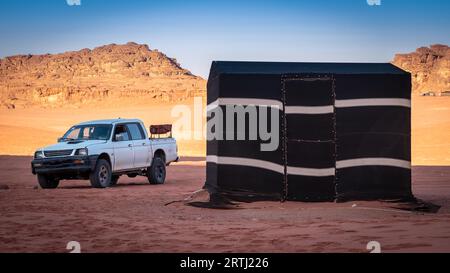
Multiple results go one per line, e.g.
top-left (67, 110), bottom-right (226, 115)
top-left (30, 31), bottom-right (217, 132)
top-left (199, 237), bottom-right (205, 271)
top-left (209, 61), bottom-right (408, 77)
top-left (205, 61), bottom-right (412, 202)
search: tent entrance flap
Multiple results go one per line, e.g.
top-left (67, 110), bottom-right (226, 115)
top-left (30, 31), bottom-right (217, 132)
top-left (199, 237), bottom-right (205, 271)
top-left (282, 76), bottom-right (336, 201)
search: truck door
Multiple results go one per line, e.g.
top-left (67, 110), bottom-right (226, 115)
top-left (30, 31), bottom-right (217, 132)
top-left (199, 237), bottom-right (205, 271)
top-left (112, 124), bottom-right (135, 171)
top-left (126, 123), bottom-right (150, 168)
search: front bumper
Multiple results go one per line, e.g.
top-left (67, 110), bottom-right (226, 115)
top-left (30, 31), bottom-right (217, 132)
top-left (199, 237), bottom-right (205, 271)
top-left (31, 155), bottom-right (98, 176)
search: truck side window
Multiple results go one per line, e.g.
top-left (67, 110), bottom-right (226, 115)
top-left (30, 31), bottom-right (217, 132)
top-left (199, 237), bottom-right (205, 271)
top-left (114, 125), bottom-right (130, 141)
top-left (127, 123), bottom-right (145, 140)
top-left (81, 127), bottom-right (91, 139)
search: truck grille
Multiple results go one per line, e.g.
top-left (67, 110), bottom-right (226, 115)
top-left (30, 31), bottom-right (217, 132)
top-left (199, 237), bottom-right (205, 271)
top-left (44, 149), bottom-right (73, 157)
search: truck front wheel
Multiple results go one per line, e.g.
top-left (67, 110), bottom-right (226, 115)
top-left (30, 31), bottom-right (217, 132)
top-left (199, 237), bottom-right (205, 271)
top-left (37, 174), bottom-right (59, 189)
top-left (147, 157), bottom-right (166, 185)
top-left (90, 159), bottom-right (112, 188)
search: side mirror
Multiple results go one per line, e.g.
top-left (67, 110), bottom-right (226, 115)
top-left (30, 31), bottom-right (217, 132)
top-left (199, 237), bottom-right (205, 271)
top-left (115, 133), bottom-right (124, 142)
top-left (57, 137), bottom-right (63, 142)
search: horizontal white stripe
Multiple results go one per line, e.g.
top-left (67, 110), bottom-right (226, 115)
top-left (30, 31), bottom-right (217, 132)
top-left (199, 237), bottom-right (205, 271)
top-left (206, 155), bottom-right (284, 174)
top-left (335, 98), bottom-right (411, 108)
top-left (285, 105), bottom-right (334, 114)
top-left (206, 100), bottom-right (219, 112)
top-left (208, 156), bottom-right (335, 177)
top-left (207, 156), bottom-right (411, 176)
top-left (207, 98), bottom-right (283, 112)
top-left (206, 155), bottom-right (218, 163)
top-left (219, 98), bottom-right (283, 108)
top-left (336, 158), bottom-right (411, 169)
top-left (208, 97), bottom-right (411, 113)
top-left (287, 166), bottom-right (335, 177)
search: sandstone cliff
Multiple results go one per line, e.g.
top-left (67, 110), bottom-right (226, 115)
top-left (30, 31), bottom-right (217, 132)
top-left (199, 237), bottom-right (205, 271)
top-left (2, 43), bottom-right (449, 109)
top-left (392, 44), bottom-right (450, 94)
top-left (0, 42), bottom-right (205, 109)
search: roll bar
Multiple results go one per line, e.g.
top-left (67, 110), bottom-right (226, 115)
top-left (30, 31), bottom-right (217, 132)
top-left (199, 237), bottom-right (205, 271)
top-left (149, 124), bottom-right (172, 138)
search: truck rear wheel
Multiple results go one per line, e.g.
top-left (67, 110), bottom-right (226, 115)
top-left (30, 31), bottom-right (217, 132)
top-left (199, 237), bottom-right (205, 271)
top-left (147, 157), bottom-right (166, 185)
top-left (90, 159), bottom-right (112, 188)
top-left (37, 174), bottom-right (59, 189)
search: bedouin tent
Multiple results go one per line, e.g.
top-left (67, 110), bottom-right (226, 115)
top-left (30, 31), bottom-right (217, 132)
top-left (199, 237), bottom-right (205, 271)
top-left (204, 61), bottom-right (413, 202)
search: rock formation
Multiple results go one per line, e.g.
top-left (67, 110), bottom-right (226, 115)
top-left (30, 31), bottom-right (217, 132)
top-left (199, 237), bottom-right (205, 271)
top-left (0, 42), bottom-right (205, 108)
top-left (392, 44), bottom-right (450, 94)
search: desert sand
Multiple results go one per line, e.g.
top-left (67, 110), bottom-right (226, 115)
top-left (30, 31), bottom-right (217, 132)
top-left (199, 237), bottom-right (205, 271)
top-left (0, 156), bottom-right (449, 253)
top-left (0, 43), bottom-right (449, 253)
top-left (412, 96), bottom-right (450, 165)
top-left (0, 89), bottom-right (448, 253)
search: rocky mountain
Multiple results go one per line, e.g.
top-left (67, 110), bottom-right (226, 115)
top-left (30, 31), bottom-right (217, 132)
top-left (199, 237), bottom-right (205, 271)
top-left (392, 44), bottom-right (450, 94)
top-left (0, 42), bottom-right (205, 109)
top-left (2, 43), bottom-right (448, 109)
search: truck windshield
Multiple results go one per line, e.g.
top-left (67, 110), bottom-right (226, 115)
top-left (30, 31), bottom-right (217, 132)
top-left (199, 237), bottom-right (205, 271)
top-left (60, 124), bottom-right (112, 141)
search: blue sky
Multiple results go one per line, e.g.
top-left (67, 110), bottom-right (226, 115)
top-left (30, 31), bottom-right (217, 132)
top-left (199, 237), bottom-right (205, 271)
top-left (0, 0), bottom-right (449, 78)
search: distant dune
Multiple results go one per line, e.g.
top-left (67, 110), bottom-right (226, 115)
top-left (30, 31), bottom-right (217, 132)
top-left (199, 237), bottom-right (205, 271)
top-left (0, 100), bottom-right (206, 157)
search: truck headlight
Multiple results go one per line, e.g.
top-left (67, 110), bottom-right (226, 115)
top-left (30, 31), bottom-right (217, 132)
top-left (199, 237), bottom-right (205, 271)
top-left (75, 148), bottom-right (88, 156)
top-left (34, 151), bottom-right (44, 159)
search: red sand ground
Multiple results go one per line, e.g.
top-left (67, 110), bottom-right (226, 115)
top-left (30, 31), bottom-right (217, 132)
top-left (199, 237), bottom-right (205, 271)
top-left (0, 156), bottom-right (449, 253)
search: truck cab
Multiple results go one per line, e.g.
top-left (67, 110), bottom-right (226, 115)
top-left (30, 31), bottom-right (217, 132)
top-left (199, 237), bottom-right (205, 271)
top-left (31, 119), bottom-right (178, 189)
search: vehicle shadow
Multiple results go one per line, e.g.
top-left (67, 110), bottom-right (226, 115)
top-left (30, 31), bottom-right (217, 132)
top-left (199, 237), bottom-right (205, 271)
top-left (60, 182), bottom-right (151, 189)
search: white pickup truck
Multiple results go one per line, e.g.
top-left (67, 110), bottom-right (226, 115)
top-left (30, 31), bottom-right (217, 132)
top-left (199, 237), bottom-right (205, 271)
top-left (31, 119), bottom-right (178, 189)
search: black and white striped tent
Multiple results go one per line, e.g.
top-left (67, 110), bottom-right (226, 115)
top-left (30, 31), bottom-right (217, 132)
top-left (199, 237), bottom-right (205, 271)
top-left (205, 61), bottom-right (412, 202)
